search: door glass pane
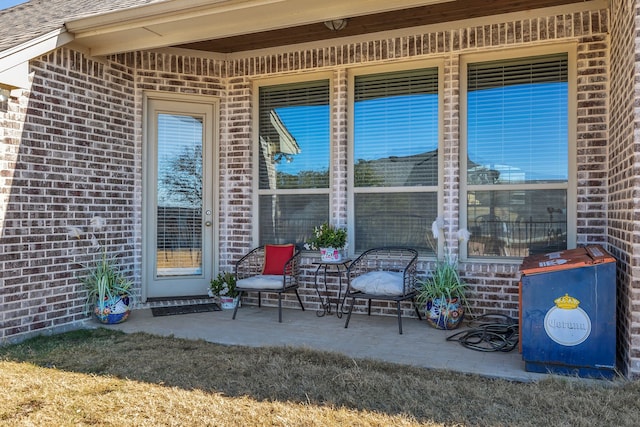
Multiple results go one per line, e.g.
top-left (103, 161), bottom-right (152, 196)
top-left (467, 189), bottom-right (567, 257)
top-left (156, 113), bottom-right (203, 277)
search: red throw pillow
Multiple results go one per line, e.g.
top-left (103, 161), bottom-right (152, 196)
top-left (262, 244), bottom-right (295, 275)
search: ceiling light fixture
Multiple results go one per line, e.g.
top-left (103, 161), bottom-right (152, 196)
top-left (0, 88), bottom-right (10, 103)
top-left (324, 19), bottom-right (347, 31)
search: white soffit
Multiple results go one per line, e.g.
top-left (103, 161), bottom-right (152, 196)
top-left (0, 62), bottom-right (30, 88)
top-left (66, 0), bottom-right (454, 56)
top-left (0, 29), bottom-right (73, 88)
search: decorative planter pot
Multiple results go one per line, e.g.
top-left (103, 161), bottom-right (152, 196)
top-left (219, 296), bottom-right (240, 310)
top-left (94, 295), bottom-right (131, 324)
top-left (320, 247), bottom-right (342, 262)
top-left (425, 297), bottom-right (464, 330)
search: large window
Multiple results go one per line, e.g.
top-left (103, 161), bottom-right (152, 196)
top-left (257, 79), bottom-right (330, 245)
top-left (352, 67), bottom-right (440, 254)
top-left (464, 53), bottom-right (570, 258)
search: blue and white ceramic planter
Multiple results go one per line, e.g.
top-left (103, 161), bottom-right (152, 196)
top-left (425, 297), bottom-right (464, 330)
top-left (94, 296), bottom-right (131, 324)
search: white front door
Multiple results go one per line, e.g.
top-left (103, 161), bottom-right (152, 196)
top-left (144, 94), bottom-right (218, 299)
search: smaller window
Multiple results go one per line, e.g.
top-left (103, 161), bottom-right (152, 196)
top-left (257, 79), bottom-right (331, 245)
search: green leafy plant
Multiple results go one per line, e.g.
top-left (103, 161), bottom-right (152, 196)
top-left (78, 250), bottom-right (133, 315)
top-left (416, 217), bottom-right (472, 328)
top-left (209, 272), bottom-right (238, 299)
top-left (416, 257), bottom-right (469, 308)
top-left (68, 216), bottom-right (133, 316)
top-left (305, 223), bottom-right (347, 250)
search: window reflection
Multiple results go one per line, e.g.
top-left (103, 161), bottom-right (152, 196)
top-left (466, 53), bottom-right (569, 258)
top-left (353, 67), bottom-right (439, 254)
top-left (257, 80), bottom-right (331, 245)
top-left (258, 81), bottom-right (330, 191)
top-left (259, 194), bottom-right (329, 245)
top-left (355, 193), bottom-right (437, 253)
top-left (467, 190), bottom-right (567, 257)
top-left (156, 113), bottom-right (204, 276)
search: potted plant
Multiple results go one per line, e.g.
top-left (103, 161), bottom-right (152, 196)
top-left (416, 217), bottom-right (472, 330)
top-left (305, 222), bottom-right (347, 261)
top-left (416, 257), bottom-right (470, 330)
top-left (79, 250), bottom-right (133, 324)
top-left (209, 272), bottom-right (239, 309)
top-left (70, 216), bottom-right (133, 324)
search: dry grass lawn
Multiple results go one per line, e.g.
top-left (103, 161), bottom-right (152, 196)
top-left (1, 328), bottom-right (639, 426)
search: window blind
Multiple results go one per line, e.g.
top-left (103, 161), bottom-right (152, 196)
top-left (353, 67), bottom-right (439, 253)
top-left (467, 53), bottom-right (568, 184)
top-left (257, 79), bottom-right (331, 246)
top-left (465, 53), bottom-right (569, 258)
top-left (258, 79), bottom-right (330, 190)
top-left (354, 67), bottom-right (439, 188)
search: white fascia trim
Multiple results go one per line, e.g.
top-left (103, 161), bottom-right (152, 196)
top-left (0, 28), bottom-right (74, 76)
top-left (0, 62), bottom-right (30, 89)
top-left (67, 0), bottom-right (453, 56)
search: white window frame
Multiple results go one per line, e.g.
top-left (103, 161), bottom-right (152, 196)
top-left (347, 60), bottom-right (444, 256)
top-left (460, 44), bottom-right (577, 261)
top-left (252, 72), bottom-right (334, 246)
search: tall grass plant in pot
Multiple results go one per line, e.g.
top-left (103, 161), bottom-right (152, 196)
top-left (416, 217), bottom-right (472, 330)
top-left (79, 250), bottom-right (133, 324)
top-left (416, 257), bottom-right (471, 329)
top-left (70, 216), bottom-right (134, 324)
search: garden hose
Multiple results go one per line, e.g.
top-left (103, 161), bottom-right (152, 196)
top-left (446, 313), bottom-right (519, 352)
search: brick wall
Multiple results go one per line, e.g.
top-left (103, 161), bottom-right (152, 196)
top-left (608, 0), bottom-right (638, 378)
top-left (0, 49), bottom-right (137, 342)
top-left (222, 76), bottom-right (253, 264)
top-left (1, 5), bottom-right (619, 363)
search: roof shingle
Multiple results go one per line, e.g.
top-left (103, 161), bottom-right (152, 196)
top-left (0, 0), bottom-right (166, 52)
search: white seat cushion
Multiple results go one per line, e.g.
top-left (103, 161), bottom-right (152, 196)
top-left (350, 271), bottom-right (404, 296)
top-left (237, 275), bottom-right (283, 290)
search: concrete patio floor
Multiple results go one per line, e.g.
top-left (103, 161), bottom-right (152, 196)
top-left (107, 304), bottom-right (547, 383)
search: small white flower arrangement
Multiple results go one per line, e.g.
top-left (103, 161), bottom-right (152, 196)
top-left (67, 215), bottom-right (106, 253)
top-left (209, 272), bottom-right (238, 299)
top-left (428, 216), bottom-right (469, 261)
top-left (304, 222), bottom-right (347, 250)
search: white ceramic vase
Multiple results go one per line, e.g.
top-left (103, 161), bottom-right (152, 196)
top-left (320, 247), bottom-right (341, 262)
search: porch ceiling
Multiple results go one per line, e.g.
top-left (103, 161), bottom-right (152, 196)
top-left (68, 0), bottom-right (590, 56)
top-left (177, 0), bottom-right (587, 54)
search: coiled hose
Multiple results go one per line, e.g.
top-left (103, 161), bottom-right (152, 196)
top-left (446, 313), bottom-right (519, 352)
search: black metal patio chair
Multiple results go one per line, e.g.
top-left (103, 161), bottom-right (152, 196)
top-left (232, 244), bottom-right (305, 322)
top-left (343, 247), bottom-right (421, 334)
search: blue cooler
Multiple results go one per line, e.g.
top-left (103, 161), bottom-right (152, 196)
top-left (519, 245), bottom-right (616, 379)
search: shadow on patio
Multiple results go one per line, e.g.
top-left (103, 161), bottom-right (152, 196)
top-left (106, 304), bottom-right (546, 383)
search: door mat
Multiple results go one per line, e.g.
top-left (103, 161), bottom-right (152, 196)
top-left (151, 303), bottom-right (221, 317)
